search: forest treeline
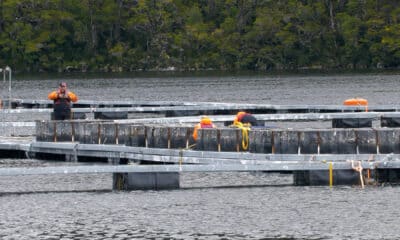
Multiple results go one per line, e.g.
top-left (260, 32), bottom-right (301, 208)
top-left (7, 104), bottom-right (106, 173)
top-left (0, 0), bottom-right (400, 72)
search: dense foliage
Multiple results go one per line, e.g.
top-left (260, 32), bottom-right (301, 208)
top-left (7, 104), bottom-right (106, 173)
top-left (0, 0), bottom-right (399, 72)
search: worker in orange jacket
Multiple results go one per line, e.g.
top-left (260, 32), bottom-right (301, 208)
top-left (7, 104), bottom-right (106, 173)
top-left (48, 82), bottom-right (78, 120)
top-left (192, 116), bottom-right (216, 141)
top-left (233, 111), bottom-right (259, 126)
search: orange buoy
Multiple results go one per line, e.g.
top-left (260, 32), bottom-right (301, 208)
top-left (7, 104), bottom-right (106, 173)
top-left (343, 98), bottom-right (368, 106)
top-left (343, 98), bottom-right (368, 112)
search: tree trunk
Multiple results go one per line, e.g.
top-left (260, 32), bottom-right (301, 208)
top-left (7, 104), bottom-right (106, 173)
top-left (88, 0), bottom-right (97, 52)
top-left (328, 0), bottom-right (335, 31)
top-left (0, 0), bottom-right (3, 32)
top-left (114, 0), bottom-right (122, 42)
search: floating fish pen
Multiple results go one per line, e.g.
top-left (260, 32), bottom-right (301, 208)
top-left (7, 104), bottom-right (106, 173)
top-left (3, 100), bottom-right (400, 190)
top-left (27, 119), bottom-right (400, 188)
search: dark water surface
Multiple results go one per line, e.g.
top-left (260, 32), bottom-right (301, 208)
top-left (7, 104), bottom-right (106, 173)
top-left (1, 72), bottom-right (400, 239)
top-left (8, 71), bottom-right (400, 105)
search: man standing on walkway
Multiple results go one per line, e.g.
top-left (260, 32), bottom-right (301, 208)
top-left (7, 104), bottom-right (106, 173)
top-left (48, 82), bottom-right (78, 120)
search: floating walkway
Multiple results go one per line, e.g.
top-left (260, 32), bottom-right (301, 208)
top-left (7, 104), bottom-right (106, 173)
top-left (3, 139), bottom-right (399, 166)
top-left (1, 138), bottom-right (400, 189)
top-left (4, 98), bottom-right (400, 116)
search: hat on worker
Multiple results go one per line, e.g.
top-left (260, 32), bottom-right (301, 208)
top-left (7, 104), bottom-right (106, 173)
top-left (59, 82), bottom-right (67, 87)
top-left (200, 116), bottom-right (212, 125)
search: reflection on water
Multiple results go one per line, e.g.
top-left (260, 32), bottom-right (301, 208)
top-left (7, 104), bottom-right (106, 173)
top-left (1, 73), bottom-right (400, 239)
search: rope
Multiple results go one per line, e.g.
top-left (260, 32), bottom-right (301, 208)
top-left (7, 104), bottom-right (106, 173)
top-left (178, 143), bottom-right (196, 168)
top-left (231, 122), bottom-right (251, 150)
top-left (187, 144), bottom-right (196, 149)
top-left (179, 148), bottom-right (183, 166)
top-left (351, 160), bottom-right (365, 188)
top-left (355, 102), bottom-right (368, 112)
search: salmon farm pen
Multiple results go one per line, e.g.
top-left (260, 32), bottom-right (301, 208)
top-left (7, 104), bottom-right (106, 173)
top-left (2, 99), bottom-right (400, 190)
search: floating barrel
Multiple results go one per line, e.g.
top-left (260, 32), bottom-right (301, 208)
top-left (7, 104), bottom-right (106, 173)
top-left (81, 122), bottom-right (109, 144)
top-left (376, 128), bottom-right (400, 154)
top-left (113, 172), bottom-right (180, 190)
top-left (169, 127), bottom-right (193, 149)
top-left (273, 130), bottom-right (299, 154)
top-left (250, 129), bottom-right (301, 154)
top-left (145, 126), bottom-right (168, 148)
top-left (293, 170), bottom-right (361, 186)
top-left (249, 130), bottom-right (274, 153)
top-left (36, 120), bottom-right (55, 142)
top-left (36, 120), bottom-right (82, 142)
top-left (197, 128), bottom-right (220, 151)
top-left (220, 128), bottom-right (244, 152)
top-left (381, 116), bottom-right (400, 127)
top-left (300, 130), bottom-right (320, 154)
top-left (333, 128), bottom-right (358, 154)
top-left (129, 125), bottom-right (146, 147)
top-left (355, 128), bottom-right (377, 154)
top-left (82, 122), bottom-right (132, 145)
top-left (36, 120), bottom-right (134, 145)
top-left (300, 129), bottom-right (349, 154)
top-left (197, 128), bottom-right (249, 152)
top-left (332, 118), bottom-right (372, 128)
top-left (375, 169), bottom-right (400, 184)
top-left (145, 126), bottom-right (191, 149)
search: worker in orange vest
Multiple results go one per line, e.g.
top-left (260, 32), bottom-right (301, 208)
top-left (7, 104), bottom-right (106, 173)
top-left (233, 111), bottom-right (259, 126)
top-left (48, 82), bottom-right (78, 120)
top-left (192, 116), bottom-right (216, 141)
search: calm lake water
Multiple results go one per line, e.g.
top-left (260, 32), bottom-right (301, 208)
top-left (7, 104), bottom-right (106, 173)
top-left (1, 72), bottom-right (400, 239)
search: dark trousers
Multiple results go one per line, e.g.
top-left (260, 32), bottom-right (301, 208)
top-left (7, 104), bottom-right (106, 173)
top-left (53, 109), bottom-right (71, 120)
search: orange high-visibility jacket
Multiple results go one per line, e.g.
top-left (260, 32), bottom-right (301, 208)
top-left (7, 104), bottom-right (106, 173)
top-left (233, 111), bottom-right (247, 124)
top-left (48, 90), bottom-right (78, 103)
top-left (192, 117), bottom-right (215, 141)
